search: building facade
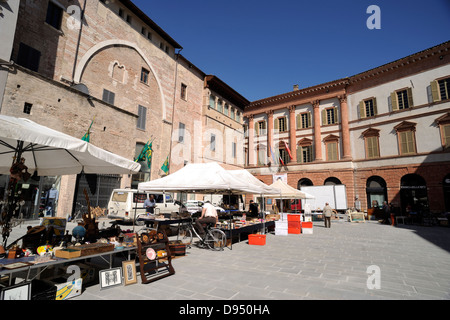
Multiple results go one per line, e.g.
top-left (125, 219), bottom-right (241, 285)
top-left (244, 41), bottom-right (450, 215)
top-left (0, 0), bottom-right (246, 219)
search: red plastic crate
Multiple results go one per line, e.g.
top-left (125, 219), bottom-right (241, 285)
top-left (302, 222), bottom-right (313, 228)
top-left (248, 234), bottom-right (266, 246)
top-left (287, 214), bottom-right (301, 222)
top-left (288, 228), bottom-right (301, 234)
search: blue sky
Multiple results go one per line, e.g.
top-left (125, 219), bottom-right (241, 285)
top-left (133, 0), bottom-right (450, 102)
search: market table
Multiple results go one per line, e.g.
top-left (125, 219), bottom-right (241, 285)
top-left (136, 216), bottom-right (190, 231)
top-left (220, 221), bottom-right (275, 249)
top-left (0, 246), bottom-right (136, 287)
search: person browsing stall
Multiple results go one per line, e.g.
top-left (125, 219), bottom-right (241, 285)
top-left (248, 200), bottom-right (259, 218)
top-left (195, 201), bottom-right (218, 237)
top-left (144, 194), bottom-right (156, 215)
top-left (323, 202), bottom-right (336, 228)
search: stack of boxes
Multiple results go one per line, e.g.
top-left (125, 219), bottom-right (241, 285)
top-left (275, 219), bottom-right (288, 236)
top-left (288, 214), bottom-right (302, 234)
top-left (302, 221), bottom-right (313, 234)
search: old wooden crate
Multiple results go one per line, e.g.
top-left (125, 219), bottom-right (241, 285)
top-left (67, 243), bottom-right (114, 257)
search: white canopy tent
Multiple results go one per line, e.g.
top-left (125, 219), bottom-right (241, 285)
top-left (0, 115), bottom-right (141, 176)
top-left (138, 162), bottom-right (277, 195)
top-left (267, 179), bottom-right (315, 200)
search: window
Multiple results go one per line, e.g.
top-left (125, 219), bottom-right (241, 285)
top-left (278, 147), bottom-right (290, 165)
top-left (119, 9), bottom-right (124, 18)
top-left (322, 108), bottom-right (338, 125)
top-left (224, 104), bottom-right (229, 116)
top-left (232, 142), bottom-right (237, 158)
top-left (435, 113), bottom-right (450, 149)
top-left (359, 98), bottom-right (378, 118)
top-left (102, 89), bottom-right (115, 105)
top-left (297, 112), bottom-right (311, 129)
top-left (46, 1), bottom-right (63, 30)
top-left (391, 88), bottom-right (413, 111)
top-left (257, 145), bottom-right (267, 166)
top-left (362, 128), bottom-right (380, 159)
top-left (297, 139), bottom-right (314, 163)
top-left (210, 134), bottom-right (216, 152)
top-left (126, 14), bottom-right (132, 24)
top-left (324, 135), bottom-right (339, 161)
top-left (181, 83), bottom-right (187, 100)
top-left (275, 117), bottom-right (287, 132)
top-left (209, 95), bottom-right (216, 109)
top-left (17, 43), bottom-right (41, 72)
top-left (394, 121), bottom-right (417, 155)
top-left (430, 77), bottom-right (450, 102)
top-left (236, 111), bottom-right (241, 123)
top-left (327, 142), bottom-right (338, 161)
top-left (178, 123), bottom-right (185, 143)
top-left (256, 121), bottom-right (266, 136)
top-left (230, 108), bottom-right (235, 120)
top-left (141, 27), bottom-right (147, 36)
top-left (140, 68), bottom-right (149, 84)
top-left (23, 103), bottom-right (33, 115)
top-left (217, 100), bottom-right (223, 113)
top-left (137, 105), bottom-right (147, 130)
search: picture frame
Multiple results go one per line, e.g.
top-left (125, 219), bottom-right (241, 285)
top-left (122, 260), bottom-right (137, 286)
top-left (99, 267), bottom-right (123, 290)
top-left (1, 282), bottom-right (31, 300)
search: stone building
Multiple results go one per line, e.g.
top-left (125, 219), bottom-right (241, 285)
top-left (0, 0), bottom-right (246, 219)
top-left (244, 41), bottom-right (450, 215)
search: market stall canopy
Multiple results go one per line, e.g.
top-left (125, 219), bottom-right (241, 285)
top-left (227, 169), bottom-right (280, 195)
top-left (138, 162), bottom-right (271, 194)
top-left (0, 115), bottom-right (141, 176)
top-left (266, 179), bottom-right (315, 199)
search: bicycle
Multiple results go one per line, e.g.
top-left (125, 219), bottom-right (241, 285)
top-left (177, 217), bottom-right (227, 251)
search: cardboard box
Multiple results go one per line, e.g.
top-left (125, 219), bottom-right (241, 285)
top-left (54, 248), bottom-right (81, 259)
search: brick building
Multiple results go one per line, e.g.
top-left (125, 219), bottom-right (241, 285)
top-left (0, 0), bottom-right (246, 218)
top-left (244, 41), bottom-right (450, 215)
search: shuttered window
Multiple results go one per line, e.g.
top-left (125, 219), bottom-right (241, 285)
top-left (322, 108), bottom-right (338, 125)
top-left (296, 112), bottom-right (312, 129)
top-left (326, 142), bottom-right (338, 161)
top-left (391, 88), bottom-right (413, 111)
top-left (365, 136), bottom-right (380, 159)
top-left (102, 89), bottom-right (115, 105)
top-left (275, 117), bottom-right (287, 132)
top-left (296, 145), bottom-right (313, 163)
top-left (359, 98), bottom-right (378, 118)
top-left (209, 95), bottom-right (216, 109)
top-left (137, 105), bottom-right (147, 130)
top-left (444, 125), bottom-right (450, 148)
top-left (399, 131), bottom-right (416, 155)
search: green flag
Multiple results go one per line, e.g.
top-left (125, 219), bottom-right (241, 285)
top-left (82, 119), bottom-right (94, 142)
top-left (136, 141), bottom-right (153, 169)
top-left (161, 155), bottom-right (169, 174)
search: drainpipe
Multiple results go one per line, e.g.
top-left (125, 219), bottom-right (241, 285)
top-left (71, 0), bottom-right (87, 84)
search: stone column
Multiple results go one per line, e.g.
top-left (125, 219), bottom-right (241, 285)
top-left (267, 110), bottom-right (274, 158)
top-left (312, 100), bottom-right (323, 161)
top-left (339, 95), bottom-right (352, 160)
top-left (248, 115), bottom-right (255, 166)
top-left (289, 105), bottom-right (297, 163)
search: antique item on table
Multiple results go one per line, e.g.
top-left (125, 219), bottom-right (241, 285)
top-left (145, 247), bottom-right (156, 260)
top-left (99, 267), bottom-right (123, 290)
top-left (66, 243), bottom-right (114, 257)
top-left (54, 248), bottom-right (82, 259)
top-left (37, 244), bottom-right (53, 256)
top-left (72, 223), bottom-right (86, 240)
top-left (3, 262), bottom-right (31, 270)
top-left (0, 245), bottom-right (5, 258)
top-left (82, 189), bottom-right (99, 242)
top-left (122, 260), bottom-right (137, 286)
top-left (0, 282), bottom-right (31, 300)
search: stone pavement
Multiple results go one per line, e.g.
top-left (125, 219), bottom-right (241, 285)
top-left (4, 217), bottom-right (450, 301)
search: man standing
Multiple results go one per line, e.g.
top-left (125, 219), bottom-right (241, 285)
top-left (144, 194), bottom-right (156, 215)
top-left (195, 201), bottom-right (218, 237)
top-left (248, 200), bottom-right (259, 218)
top-left (323, 202), bottom-right (334, 228)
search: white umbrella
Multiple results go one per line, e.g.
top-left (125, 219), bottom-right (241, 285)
top-left (0, 115), bottom-right (141, 176)
top-left (0, 115), bottom-right (141, 246)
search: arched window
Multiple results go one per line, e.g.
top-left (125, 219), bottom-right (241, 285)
top-left (324, 177), bottom-right (341, 185)
top-left (297, 178), bottom-right (313, 189)
top-left (366, 176), bottom-right (387, 209)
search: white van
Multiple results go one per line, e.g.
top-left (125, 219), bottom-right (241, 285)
top-left (107, 189), bottom-right (180, 223)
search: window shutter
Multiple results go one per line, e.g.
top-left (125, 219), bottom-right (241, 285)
top-left (444, 125), bottom-right (450, 148)
top-left (284, 116), bottom-right (289, 131)
top-left (390, 92), bottom-right (398, 111)
top-left (274, 118), bottom-right (279, 131)
top-left (296, 114), bottom-right (301, 129)
top-left (373, 98), bottom-right (378, 116)
top-left (407, 88), bottom-right (414, 108)
top-left (334, 107), bottom-right (338, 124)
top-left (321, 109), bottom-right (327, 125)
top-left (359, 101), bottom-right (366, 119)
top-left (255, 123), bottom-right (259, 136)
top-left (307, 112), bottom-right (311, 128)
top-left (430, 80), bottom-right (440, 102)
top-left (296, 146), bottom-right (302, 163)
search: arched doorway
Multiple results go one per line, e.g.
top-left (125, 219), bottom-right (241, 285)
top-left (443, 174), bottom-right (450, 212)
top-left (297, 178), bottom-right (313, 189)
top-left (324, 177), bottom-right (341, 185)
top-left (400, 174), bottom-right (429, 217)
top-left (366, 176), bottom-right (387, 209)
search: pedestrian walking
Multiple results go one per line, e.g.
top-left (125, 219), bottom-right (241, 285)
top-left (323, 202), bottom-right (336, 228)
